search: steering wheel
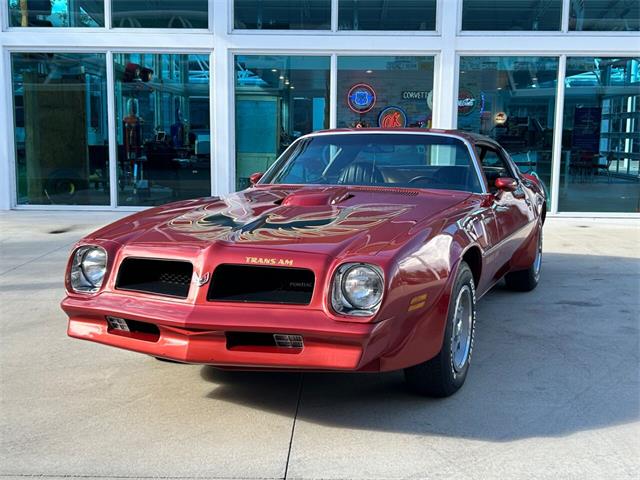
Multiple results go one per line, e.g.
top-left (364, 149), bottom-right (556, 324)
top-left (408, 175), bottom-right (435, 184)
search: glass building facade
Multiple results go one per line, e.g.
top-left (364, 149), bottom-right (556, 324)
top-left (11, 52), bottom-right (109, 205)
top-left (114, 53), bottom-right (212, 205)
top-left (337, 56), bottom-right (435, 129)
top-left (458, 56), bottom-right (559, 197)
top-left (235, 55), bottom-right (330, 190)
top-left (8, 0), bottom-right (105, 27)
top-left (234, 1), bottom-right (331, 30)
top-left (1, 0), bottom-right (639, 215)
top-left (338, 1), bottom-right (436, 31)
top-left (559, 57), bottom-right (639, 212)
top-left (461, 0), bottom-right (563, 31)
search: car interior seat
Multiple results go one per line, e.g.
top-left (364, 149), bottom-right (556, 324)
top-left (338, 162), bottom-right (385, 185)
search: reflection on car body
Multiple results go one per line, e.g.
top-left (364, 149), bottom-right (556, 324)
top-left (62, 129), bottom-right (546, 397)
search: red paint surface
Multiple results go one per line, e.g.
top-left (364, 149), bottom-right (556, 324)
top-left (62, 129), bottom-right (545, 372)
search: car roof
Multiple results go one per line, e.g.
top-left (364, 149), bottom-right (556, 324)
top-left (307, 128), bottom-right (499, 147)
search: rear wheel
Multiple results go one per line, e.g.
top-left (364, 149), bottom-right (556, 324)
top-left (505, 226), bottom-right (542, 292)
top-left (404, 262), bottom-right (476, 397)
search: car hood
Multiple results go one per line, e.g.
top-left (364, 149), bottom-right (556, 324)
top-left (88, 185), bottom-right (474, 258)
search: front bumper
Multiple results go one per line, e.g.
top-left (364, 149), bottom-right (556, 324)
top-left (62, 292), bottom-right (393, 371)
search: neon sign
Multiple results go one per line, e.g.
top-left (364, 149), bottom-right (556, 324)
top-left (458, 89), bottom-right (477, 116)
top-left (378, 106), bottom-right (408, 128)
top-left (347, 83), bottom-right (376, 114)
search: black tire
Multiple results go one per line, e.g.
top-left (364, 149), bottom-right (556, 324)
top-left (404, 262), bottom-right (476, 397)
top-left (44, 169), bottom-right (86, 202)
top-left (505, 226), bottom-right (542, 292)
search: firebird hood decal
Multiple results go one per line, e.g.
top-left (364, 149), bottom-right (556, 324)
top-left (87, 186), bottom-right (474, 256)
top-left (168, 194), bottom-right (410, 243)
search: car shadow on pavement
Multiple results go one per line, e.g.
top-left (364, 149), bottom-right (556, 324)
top-left (199, 252), bottom-right (639, 441)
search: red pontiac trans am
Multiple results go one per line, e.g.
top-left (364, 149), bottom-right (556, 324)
top-left (62, 129), bottom-right (546, 397)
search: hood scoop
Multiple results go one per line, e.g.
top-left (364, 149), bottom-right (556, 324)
top-left (281, 187), bottom-right (353, 207)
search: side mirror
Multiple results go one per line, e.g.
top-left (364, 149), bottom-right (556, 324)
top-left (249, 172), bottom-right (264, 186)
top-left (494, 177), bottom-right (518, 192)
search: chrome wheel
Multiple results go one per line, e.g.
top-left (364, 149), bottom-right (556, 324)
top-left (533, 230), bottom-right (543, 278)
top-left (451, 285), bottom-right (473, 373)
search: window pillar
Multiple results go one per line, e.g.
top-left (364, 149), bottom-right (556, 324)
top-left (432, 0), bottom-right (458, 129)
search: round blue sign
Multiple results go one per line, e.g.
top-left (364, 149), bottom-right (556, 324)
top-left (347, 83), bottom-right (376, 114)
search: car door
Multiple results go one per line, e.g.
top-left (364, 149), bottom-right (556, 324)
top-left (460, 199), bottom-right (502, 296)
top-left (477, 143), bottom-right (534, 259)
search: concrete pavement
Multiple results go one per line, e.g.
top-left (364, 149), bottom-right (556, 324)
top-left (1, 211), bottom-right (638, 479)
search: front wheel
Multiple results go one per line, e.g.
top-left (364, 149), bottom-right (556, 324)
top-left (505, 226), bottom-right (542, 292)
top-left (404, 262), bottom-right (476, 397)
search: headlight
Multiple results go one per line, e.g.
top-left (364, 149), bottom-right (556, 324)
top-left (70, 246), bottom-right (107, 293)
top-left (332, 263), bottom-right (384, 316)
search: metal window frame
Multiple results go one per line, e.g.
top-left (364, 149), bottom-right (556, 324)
top-left (230, 0), bottom-right (443, 36)
top-left (3, 0), bottom-right (213, 32)
top-left (230, 49), bottom-right (440, 193)
top-left (0, 0), bottom-right (638, 216)
top-left (3, 45), bottom-right (212, 211)
top-left (454, 52), bottom-right (563, 212)
top-left (457, 0), bottom-right (640, 37)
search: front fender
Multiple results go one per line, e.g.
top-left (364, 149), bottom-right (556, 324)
top-left (378, 256), bottom-right (461, 371)
top-left (375, 224), bottom-right (476, 371)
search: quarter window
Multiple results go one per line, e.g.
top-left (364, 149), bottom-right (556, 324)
top-left (478, 146), bottom-right (515, 191)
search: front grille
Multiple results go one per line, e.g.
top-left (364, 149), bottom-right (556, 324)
top-left (208, 264), bottom-right (314, 305)
top-left (116, 258), bottom-right (193, 298)
top-left (226, 332), bottom-right (304, 352)
top-left (106, 316), bottom-right (160, 342)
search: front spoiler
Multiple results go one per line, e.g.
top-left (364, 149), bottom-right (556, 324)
top-left (62, 292), bottom-right (393, 371)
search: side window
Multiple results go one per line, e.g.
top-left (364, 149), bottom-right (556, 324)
top-left (479, 146), bottom-right (514, 191)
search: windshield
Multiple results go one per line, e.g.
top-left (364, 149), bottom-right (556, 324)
top-left (262, 133), bottom-right (483, 193)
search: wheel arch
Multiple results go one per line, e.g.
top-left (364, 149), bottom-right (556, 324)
top-left (461, 245), bottom-right (482, 289)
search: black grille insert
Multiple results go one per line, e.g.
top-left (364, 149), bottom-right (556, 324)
top-left (116, 258), bottom-right (193, 298)
top-left (106, 316), bottom-right (160, 342)
top-left (225, 332), bottom-right (304, 352)
top-left (208, 264), bottom-right (314, 305)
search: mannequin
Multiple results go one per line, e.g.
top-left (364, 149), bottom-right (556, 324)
top-left (123, 98), bottom-right (142, 170)
top-left (20, 0), bottom-right (53, 27)
top-left (20, 0), bottom-right (28, 26)
top-left (123, 63), bottom-right (141, 83)
top-left (170, 107), bottom-right (185, 148)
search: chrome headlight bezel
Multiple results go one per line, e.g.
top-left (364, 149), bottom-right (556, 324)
top-left (331, 263), bottom-right (384, 317)
top-left (69, 245), bottom-right (108, 293)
